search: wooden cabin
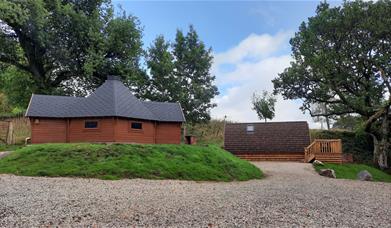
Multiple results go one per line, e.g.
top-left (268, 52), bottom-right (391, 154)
top-left (224, 121), bottom-right (345, 163)
top-left (25, 76), bottom-right (185, 144)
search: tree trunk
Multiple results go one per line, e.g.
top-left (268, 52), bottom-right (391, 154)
top-left (371, 110), bottom-right (389, 169)
top-left (325, 116), bottom-right (330, 130)
top-left (372, 136), bottom-right (389, 169)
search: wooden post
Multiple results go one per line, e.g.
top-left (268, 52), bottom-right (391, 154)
top-left (338, 139), bottom-right (343, 153)
top-left (6, 121), bottom-right (14, 144)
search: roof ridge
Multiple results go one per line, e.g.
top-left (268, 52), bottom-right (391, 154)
top-left (112, 80), bottom-right (117, 116)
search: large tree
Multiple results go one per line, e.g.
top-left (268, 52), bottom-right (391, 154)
top-left (273, 1), bottom-right (391, 168)
top-left (147, 26), bottom-right (219, 123)
top-left (0, 0), bottom-right (146, 96)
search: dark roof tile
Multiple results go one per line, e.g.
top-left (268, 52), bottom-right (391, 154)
top-left (26, 78), bottom-right (185, 122)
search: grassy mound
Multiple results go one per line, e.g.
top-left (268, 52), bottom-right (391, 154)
top-left (0, 143), bottom-right (262, 181)
top-left (314, 163), bottom-right (391, 182)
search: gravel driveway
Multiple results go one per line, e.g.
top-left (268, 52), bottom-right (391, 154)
top-left (1, 162), bottom-right (390, 227)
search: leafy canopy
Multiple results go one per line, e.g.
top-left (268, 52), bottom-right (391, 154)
top-left (251, 90), bottom-right (276, 122)
top-left (273, 0), bottom-right (391, 128)
top-left (147, 26), bottom-right (219, 123)
top-left (0, 0), bottom-right (145, 95)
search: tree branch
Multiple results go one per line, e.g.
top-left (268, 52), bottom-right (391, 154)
top-left (0, 54), bottom-right (31, 73)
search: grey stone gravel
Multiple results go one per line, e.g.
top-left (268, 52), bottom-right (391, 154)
top-left (0, 162), bottom-right (390, 227)
top-left (0, 151), bottom-right (11, 159)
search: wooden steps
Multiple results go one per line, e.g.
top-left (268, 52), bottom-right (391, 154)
top-left (236, 153), bottom-right (304, 162)
top-left (314, 153), bottom-right (343, 164)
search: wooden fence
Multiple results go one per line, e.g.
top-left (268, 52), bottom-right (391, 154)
top-left (0, 117), bottom-right (31, 144)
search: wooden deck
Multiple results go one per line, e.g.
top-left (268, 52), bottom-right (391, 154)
top-left (305, 139), bottom-right (343, 164)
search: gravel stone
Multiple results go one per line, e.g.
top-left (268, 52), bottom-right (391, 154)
top-left (0, 162), bottom-right (390, 227)
top-left (0, 151), bottom-right (11, 159)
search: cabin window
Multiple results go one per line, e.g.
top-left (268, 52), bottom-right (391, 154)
top-left (131, 122), bottom-right (142, 130)
top-left (246, 125), bottom-right (254, 133)
top-left (85, 120), bottom-right (98, 129)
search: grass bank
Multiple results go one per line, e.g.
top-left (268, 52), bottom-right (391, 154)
top-left (0, 144), bottom-right (24, 152)
top-left (314, 163), bottom-right (391, 182)
top-left (0, 143), bottom-right (262, 181)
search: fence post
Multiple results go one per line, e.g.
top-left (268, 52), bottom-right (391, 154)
top-left (6, 121), bottom-right (14, 145)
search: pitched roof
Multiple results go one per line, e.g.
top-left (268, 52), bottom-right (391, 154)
top-left (26, 76), bottom-right (185, 122)
top-left (224, 121), bottom-right (310, 154)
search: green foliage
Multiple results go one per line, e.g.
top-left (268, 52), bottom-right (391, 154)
top-left (274, 1), bottom-right (391, 119)
top-left (146, 27), bottom-right (219, 123)
top-left (313, 163), bottom-right (391, 182)
top-left (311, 129), bottom-right (373, 164)
top-left (146, 35), bottom-right (176, 101)
top-left (0, 0), bottom-right (145, 96)
top-left (0, 66), bottom-right (36, 108)
top-left (171, 26), bottom-right (219, 123)
top-left (0, 143), bottom-right (263, 181)
top-left (332, 115), bottom-right (364, 131)
top-left (0, 144), bottom-right (24, 152)
top-left (251, 90), bottom-right (276, 122)
top-left (0, 93), bottom-right (11, 114)
top-left (185, 119), bottom-right (228, 146)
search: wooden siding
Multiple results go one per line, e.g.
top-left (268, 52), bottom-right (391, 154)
top-left (30, 117), bottom-right (182, 144)
top-left (31, 118), bottom-right (66, 143)
top-left (115, 118), bottom-right (155, 144)
top-left (156, 122), bottom-right (181, 144)
top-left (68, 118), bottom-right (115, 142)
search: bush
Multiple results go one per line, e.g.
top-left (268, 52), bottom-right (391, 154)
top-left (310, 129), bottom-right (373, 164)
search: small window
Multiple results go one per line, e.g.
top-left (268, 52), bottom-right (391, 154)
top-left (246, 125), bottom-right (254, 132)
top-left (85, 121), bottom-right (98, 129)
top-left (131, 122), bottom-right (142, 130)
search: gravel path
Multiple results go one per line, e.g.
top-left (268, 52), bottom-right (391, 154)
top-left (0, 151), bottom-right (11, 159)
top-left (1, 162), bottom-right (390, 227)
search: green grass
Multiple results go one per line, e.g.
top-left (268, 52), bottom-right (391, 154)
top-left (0, 143), bottom-right (262, 181)
top-left (0, 144), bottom-right (24, 152)
top-left (314, 163), bottom-right (391, 182)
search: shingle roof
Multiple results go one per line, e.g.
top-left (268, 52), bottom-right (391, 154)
top-left (224, 121), bottom-right (310, 154)
top-left (26, 76), bottom-right (185, 122)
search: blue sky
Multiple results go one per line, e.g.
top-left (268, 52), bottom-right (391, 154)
top-left (113, 1), bottom-right (342, 127)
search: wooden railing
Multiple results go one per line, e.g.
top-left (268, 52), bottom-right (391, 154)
top-left (304, 139), bottom-right (342, 162)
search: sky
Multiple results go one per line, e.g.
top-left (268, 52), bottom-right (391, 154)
top-left (113, 0), bottom-right (343, 128)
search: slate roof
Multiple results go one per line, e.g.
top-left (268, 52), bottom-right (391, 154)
top-left (224, 121), bottom-right (310, 154)
top-left (26, 76), bottom-right (185, 122)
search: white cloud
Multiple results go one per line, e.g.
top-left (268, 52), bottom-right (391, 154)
top-left (211, 32), bottom-right (320, 128)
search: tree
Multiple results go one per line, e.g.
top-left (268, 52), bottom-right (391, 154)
top-left (251, 90), bottom-right (276, 122)
top-left (311, 103), bottom-right (331, 130)
top-left (332, 115), bottom-right (363, 131)
top-left (168, 25), bottom-right (219, 123)
top-left (0, 0), bottom-right (146, 96)
top-left (273, 1), bottom-right (391, 168)
top-left (146, 35), bottom-right (176, 101)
